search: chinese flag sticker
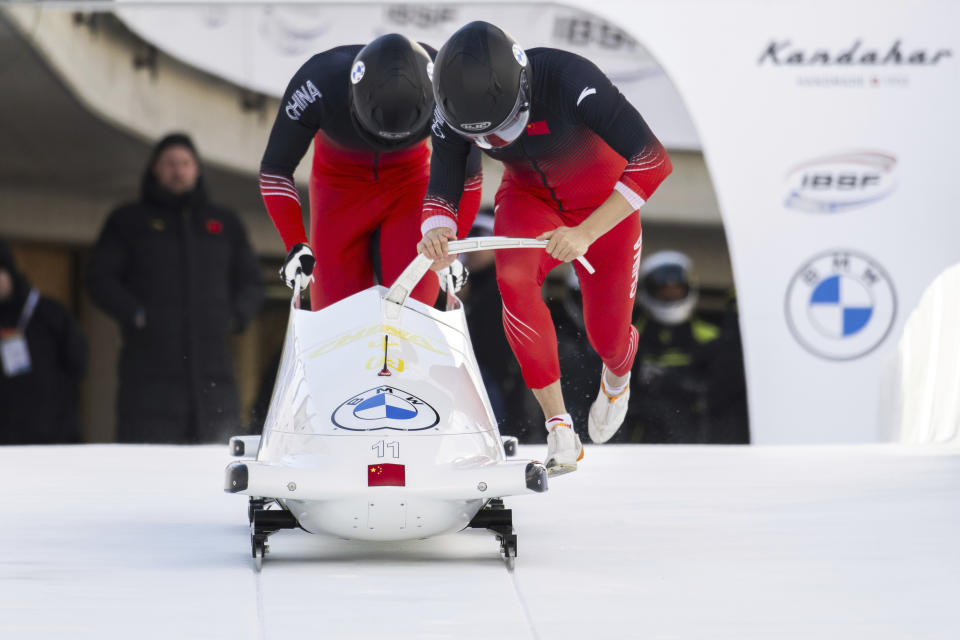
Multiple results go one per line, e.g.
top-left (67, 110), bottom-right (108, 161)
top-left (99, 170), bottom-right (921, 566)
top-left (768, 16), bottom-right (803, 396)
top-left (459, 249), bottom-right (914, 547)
top-left (206, 219), bottom-right (224, 234)
top-left (368, 463), bottom-right (405, 487)
top-left (526, 120), bottom-right (550, 135)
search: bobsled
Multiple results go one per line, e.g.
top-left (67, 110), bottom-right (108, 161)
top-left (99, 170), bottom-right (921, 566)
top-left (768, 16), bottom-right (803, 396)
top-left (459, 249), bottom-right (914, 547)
top-left (225, 237), bottom-right (594, 569)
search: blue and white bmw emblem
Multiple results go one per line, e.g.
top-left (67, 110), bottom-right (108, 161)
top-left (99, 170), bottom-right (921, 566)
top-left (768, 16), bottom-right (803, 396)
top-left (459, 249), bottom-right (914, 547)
top-left (785, 251), bottom-right (896, 360)
top-left (332, 386), bottom-right (439, 431)
top-left (350, 61), bottom-right (365, 85)
top-left (512, 43), bottom-right (527, 67)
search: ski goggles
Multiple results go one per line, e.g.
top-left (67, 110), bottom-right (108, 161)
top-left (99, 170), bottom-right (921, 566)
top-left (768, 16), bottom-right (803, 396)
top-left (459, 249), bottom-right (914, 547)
top-left (457, 72), bottom-right (531, 149)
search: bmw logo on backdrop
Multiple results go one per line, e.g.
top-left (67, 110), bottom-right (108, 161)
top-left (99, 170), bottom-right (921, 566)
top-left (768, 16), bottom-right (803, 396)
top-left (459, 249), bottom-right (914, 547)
top-left (785, 251), bottom-right (896, 360)
top-left (332, 386), bottom-right (439, 431)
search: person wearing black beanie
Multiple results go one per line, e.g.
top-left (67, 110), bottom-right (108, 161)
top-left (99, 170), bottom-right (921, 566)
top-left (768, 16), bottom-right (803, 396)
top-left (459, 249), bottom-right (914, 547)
top-left (0, 239), bottom-right (87, 444)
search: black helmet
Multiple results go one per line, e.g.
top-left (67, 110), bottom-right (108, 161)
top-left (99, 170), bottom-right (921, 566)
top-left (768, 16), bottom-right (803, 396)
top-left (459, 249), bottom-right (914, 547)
top-left (433, 21), bottom-right (531, 149)
top-left (349, 34), bottom-right (434, 149)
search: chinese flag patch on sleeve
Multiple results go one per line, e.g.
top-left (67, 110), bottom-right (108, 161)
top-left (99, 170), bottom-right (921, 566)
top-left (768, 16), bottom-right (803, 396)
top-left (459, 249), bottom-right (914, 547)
top-left (526, 120), bottom-right (550, 136)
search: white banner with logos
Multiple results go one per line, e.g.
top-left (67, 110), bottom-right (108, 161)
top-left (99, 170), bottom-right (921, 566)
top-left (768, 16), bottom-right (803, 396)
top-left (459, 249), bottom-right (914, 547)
top-left (115, 0), bottom-right (960, 443)
top-left (608, 0), bottom-right (959, 442)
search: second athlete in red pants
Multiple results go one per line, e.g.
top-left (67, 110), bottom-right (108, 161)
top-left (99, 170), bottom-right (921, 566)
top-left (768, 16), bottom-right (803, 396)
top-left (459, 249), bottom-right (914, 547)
top-left (419, 22), bottom-right (672, 474)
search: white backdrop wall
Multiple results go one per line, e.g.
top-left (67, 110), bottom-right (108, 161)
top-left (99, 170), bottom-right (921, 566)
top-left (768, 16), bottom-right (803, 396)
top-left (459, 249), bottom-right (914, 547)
top-left (116, 0), bottom-right (960, 443)
top-left (603, 0), bottom-right (960, 442)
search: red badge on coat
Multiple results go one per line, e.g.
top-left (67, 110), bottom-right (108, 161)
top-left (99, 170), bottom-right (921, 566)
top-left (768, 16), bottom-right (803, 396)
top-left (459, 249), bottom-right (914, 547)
top-left (526, 120), bottom-right (550, 135)
top-left (206, 219), bottom-right (224, 234)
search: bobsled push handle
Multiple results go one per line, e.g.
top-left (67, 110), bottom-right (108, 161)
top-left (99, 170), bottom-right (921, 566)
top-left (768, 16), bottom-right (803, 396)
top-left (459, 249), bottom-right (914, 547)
top-left (383, 236), bottom-right (595, 316)
top-left (448, 237), bottom-right (595, 274)
top-left (292, 272), bottom-right (303, 310)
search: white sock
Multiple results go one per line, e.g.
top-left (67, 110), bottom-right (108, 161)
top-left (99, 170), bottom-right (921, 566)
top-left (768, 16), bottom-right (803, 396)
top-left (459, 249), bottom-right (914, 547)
top-left (545, 413), bottom-right (573, 432)
top-left (603, 369), bottom-right (630, 397)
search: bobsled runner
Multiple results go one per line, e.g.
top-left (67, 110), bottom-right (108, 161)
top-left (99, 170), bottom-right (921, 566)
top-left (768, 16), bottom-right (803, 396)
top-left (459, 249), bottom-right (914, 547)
top-left (225, 237), bottom-right (595, 570)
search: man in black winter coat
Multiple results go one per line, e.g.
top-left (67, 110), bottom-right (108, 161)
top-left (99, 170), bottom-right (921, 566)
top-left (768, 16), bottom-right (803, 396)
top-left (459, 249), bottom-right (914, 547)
top-left (87, 133), bottom-right (263, 444)
top-left (0, 240), bottom-right (87, 444)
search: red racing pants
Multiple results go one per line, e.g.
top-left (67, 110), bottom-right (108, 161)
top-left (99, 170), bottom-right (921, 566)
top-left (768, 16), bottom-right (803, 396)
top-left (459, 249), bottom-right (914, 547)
top-left (308, 137), bottom-right (477, 310)
top-left (493, 185), bottom-right (642, 390)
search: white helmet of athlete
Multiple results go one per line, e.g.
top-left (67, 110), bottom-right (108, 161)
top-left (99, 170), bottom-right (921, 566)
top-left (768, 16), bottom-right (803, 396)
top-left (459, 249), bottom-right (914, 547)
top-left (636, 250), bottom-right (699, 326)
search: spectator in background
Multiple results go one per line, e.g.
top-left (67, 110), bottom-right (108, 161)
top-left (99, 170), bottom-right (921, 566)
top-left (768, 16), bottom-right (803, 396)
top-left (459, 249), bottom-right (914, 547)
top-left (87, 133), bottom-right (262, 444)
top-left (0, 240), bottom-right (87, 444)
top-left (622, 250), bottom-right (747, 443)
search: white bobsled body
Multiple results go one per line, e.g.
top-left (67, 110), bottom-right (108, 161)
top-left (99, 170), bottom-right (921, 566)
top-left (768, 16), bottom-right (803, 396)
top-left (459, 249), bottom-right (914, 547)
top-left (229, 243), bottom-right (554, 542)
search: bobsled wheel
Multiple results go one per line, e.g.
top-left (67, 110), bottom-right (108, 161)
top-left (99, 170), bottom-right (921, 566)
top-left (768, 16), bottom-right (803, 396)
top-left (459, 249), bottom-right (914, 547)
top-left (251, 531), bottom-right (267, 571)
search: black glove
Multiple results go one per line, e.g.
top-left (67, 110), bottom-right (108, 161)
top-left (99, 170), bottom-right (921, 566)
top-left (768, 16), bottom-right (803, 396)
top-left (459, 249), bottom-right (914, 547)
top-left (438, 259), bottom-right (469, 293)
top-left (280, 243), bottom-right (315, 290)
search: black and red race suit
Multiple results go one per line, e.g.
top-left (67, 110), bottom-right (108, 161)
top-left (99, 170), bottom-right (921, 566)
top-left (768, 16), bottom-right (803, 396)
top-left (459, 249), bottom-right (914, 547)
top-left (260, 44), bottom-right (481, 309)
top-left (423, 48), bottom-right (672, 389)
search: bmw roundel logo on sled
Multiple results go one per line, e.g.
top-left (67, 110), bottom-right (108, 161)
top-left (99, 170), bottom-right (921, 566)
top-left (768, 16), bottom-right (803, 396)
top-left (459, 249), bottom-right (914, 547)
top-left (785, 250), bottom-right (896, 361)
top-left (332, 386), bottom-right (439, 431)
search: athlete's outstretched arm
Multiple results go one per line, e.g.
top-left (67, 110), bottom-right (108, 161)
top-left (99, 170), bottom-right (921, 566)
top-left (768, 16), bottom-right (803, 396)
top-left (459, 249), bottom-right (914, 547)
top-left (259, 55), bottom-right (327, 250)
top-left (418, 109), bottom-right (474, 265)
top-left (454, 146), bottom-right (484, 236)
top-left (538, 189), bottom-right (635, 262)
top-left (540, 53), bottom-right (672, 261)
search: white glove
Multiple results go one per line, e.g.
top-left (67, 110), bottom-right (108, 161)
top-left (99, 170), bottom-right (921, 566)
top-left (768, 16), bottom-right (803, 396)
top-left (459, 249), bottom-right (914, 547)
top-left (280, 243), bottom-right (315, 290)
top-left (438, 259), bottom-right (469, 293)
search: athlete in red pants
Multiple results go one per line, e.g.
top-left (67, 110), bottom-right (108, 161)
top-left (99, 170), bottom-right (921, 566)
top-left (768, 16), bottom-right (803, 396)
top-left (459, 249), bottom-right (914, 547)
top-left (260, 35), bottom-right (480, 309)
top-left (419, 22), bottom-right (671, 475)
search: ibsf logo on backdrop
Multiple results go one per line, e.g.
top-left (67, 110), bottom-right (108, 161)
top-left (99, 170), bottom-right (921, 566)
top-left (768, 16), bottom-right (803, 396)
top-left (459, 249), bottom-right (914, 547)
top-left (332, 386), bottom-right (439, 431)
top-left (784, 152), bottom-right (897, 213)
top-left (785, 251), bottom-right (896, 361)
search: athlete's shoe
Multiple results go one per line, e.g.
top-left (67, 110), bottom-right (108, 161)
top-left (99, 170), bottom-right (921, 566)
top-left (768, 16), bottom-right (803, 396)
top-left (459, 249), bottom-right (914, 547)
top-left (545, 417), bottom-right (584, 477)
top-left (587, 367), bottom-right (631, 444)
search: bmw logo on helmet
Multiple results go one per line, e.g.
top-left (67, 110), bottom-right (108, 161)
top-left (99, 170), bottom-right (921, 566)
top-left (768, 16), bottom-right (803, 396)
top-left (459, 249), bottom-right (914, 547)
top-left (512, 43), bottom-right (528, 66)
top-left (785, 250), bottom-right (896, 360)
top-left (332, 386), bottom-right (439, 431)
top-left (350, 60), bottom-right (366, 84)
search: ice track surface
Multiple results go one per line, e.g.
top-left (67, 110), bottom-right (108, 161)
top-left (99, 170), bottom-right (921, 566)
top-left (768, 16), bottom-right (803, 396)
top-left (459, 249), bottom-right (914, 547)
top-left (3, 444), bottom-right (960, 639)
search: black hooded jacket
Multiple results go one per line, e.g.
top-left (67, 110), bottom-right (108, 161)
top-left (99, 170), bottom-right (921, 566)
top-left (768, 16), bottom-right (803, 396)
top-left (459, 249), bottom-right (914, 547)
top-left (86, 137), bottom-right (263, 443)
top-left (0, 241), bottom-right (87, 444)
